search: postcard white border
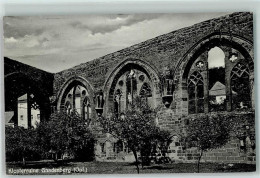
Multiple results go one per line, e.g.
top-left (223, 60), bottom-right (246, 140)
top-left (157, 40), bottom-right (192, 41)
top-left (0, 0), bottom-right (259, 178)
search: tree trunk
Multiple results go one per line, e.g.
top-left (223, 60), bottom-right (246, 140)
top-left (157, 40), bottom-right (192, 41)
top-left (197, 150), bottom-right (203, 173)
top-left (141, 150), bottom-right (144, 169)
top-left (132, 149), bottom-right (140, 174)
top-left (22, 156), bottom-right (26, 166)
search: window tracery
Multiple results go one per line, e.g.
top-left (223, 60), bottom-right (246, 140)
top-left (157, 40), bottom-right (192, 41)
top-left (231, 63), bottom-right (251, 109)
top-left (188, 71), bottom-right (204, 114)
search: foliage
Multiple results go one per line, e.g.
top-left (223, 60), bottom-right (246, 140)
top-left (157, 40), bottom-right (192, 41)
top-left (5, 126), bottom-right (40, 163)
top-left (209, 97), bottom-right (226, 112)
top-left (183, 113), bottom-right (232, 173)
top-left (36, 111), bottom-right (95, 161)
top-left (228, 112), bottom-right (255, 152)
top-left (99, 96), bottom-right (171, 173)
top-left (182, 111), bottom-right (254, 172)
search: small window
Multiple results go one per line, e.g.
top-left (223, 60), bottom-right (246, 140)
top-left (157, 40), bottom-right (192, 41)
top-left (20, 115), bottom-right (23, 120)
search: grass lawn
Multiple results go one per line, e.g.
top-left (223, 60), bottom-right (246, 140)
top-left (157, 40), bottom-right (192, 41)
top-left (6, 161), bottom-right (256, 175)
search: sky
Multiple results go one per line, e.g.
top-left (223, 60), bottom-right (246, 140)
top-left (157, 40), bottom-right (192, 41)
top-left (4, 13), bottom-right (228, 73)
top-left (208, 47), bottom-right (225, 69)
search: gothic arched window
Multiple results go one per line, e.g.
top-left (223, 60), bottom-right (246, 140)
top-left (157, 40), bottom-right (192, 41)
top-left (109, 64), bottom-right (157, 116)
top-left (63, 84), bottom-right (93, 121)
top-left (83, 97), bottom-right (91, 122)
top-left (231, 63), bottom-right (251, 109)
top-left (188, 71), bottom-right (204, 114)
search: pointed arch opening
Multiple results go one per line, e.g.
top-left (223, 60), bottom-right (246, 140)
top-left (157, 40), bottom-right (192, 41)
top-left (208, 47), bottom-right (226, 112)
top-left (178, 35), bottom-right (254, 115)
top-left (57, 77), bottom-right (95, 124)
top-left (103, 59), bottom-right (161, 116)
top-left (231, 63), bottom-right (251, 110)
top-left (188, 71), bottom-right (204, 114)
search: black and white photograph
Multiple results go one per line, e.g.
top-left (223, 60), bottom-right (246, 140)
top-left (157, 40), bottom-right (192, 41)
top-left (3, 12), bottom-right (256, 175)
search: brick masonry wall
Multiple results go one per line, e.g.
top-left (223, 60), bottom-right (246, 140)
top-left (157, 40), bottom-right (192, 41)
top-left (157, 111), bottom-right (256, 164)
top-left (177, 136), bottom-right (256, 164)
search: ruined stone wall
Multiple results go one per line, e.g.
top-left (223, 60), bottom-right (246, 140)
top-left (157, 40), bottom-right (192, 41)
top-left (53, 12), bottom-right (253, 97)
top-left (4, 57), bottom-right (54, 123)
top-left (4, 57), bottom-right (54, 96)
top-left (157, 111), bottom-right (256, 164)
top-left (51, 12), bottom-right (254, 164)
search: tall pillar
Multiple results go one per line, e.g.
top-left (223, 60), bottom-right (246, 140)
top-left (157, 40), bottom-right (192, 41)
top-left (81, 95), bottom-right (84, 119)
top-left (202, 51), bottom-right (209, 113)
top-left (14, 98), bottom-right (18, 127)
top-left (250, 74), bottom-right (254, 109)
top-left (72, 86), bottom-right (76, 110)
top-left (27, 93), bottom-right (32, 128)
top-left (223, 48), bottom-right (232, 112)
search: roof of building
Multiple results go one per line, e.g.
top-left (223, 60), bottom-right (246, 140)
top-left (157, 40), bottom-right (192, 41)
top-left (18, 93), bottom-right (27, 101)
top-left (209, 81), bottom-right (237, 96)
top-left (5, 111), bottom-right (14, 124)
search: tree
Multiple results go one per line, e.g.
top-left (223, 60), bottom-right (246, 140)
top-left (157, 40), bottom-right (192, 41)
top-left (5, 126), bottom-right (39, 165)
top-left (99, 97), bottom-right (171, 173)
top-left (156, 130), bottom-right (173, 159)
top-left (36, 111), bottom-right (95, 161)
top-left (183, 114), bottom-right (231, 173)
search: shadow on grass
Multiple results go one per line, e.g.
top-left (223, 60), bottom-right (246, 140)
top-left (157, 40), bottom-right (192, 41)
top-left (145, 165), bottom-right (173, 170)
top-left (214, 163), bottom-right (256, 172)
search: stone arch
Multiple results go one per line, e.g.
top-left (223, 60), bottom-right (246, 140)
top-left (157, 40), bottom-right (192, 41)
top-left (103, 58), bottom-right (161, 116)
top-left (56, 76), bottom-right (95, 116)
top-left (179, 34), bottom-right (253, 82)
top-left (174, 33), bottom-right (254, 115)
